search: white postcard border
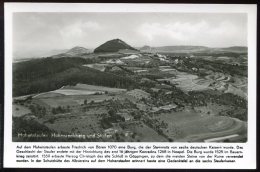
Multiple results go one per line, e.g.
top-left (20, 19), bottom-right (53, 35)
top-left (4, 3), bottom-right (257, 169)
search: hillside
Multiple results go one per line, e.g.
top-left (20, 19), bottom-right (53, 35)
top-left (94, 39), bottom-right (138, 53)
top-left (65, 46), bottom-right (91, 56)
top-left (13, 57), bottom-right (137, 96)
top-left (219, 46), bottom-right (248, 53)
top-left (51, 46), bottom-right (92, 58)
top-left (140, 45), bottom-right (209, 53)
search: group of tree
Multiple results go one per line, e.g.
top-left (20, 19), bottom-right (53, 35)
top-left (51, 106), bottom-right (70, 114)
top-left (28, 104), bottom-right (47, 118)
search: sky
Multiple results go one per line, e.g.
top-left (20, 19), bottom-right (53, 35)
top-left (13, 12), bottom-right (247, 58)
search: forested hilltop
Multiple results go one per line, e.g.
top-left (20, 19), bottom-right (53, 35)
top-left (13, 57), bottom-right (137, 96)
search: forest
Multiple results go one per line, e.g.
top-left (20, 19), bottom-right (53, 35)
top-left (13, 57), bottom-right (137, 96)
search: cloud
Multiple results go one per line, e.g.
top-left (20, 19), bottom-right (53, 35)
top-left (209, 21), bottom-right (238, 35)
top-left (13, 13), bottom-right (247, 58)
top-left (82, 21), bottom-right (101, 30)
top-left (59, 21), bottom-right (101, 38)
top-left (137, 20), bottom-right (244, 46)
top-left (138, 21), bottom-right (209, 41)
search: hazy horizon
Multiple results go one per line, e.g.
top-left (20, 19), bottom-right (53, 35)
top-left (13, 12), bottom-right (247, 58)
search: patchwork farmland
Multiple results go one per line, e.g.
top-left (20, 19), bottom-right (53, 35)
top-left (12, 39), bottom-right (248, 142)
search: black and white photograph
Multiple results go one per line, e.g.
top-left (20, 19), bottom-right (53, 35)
top-left (11, 12), bottom-right (249, 142)
top-left (3, 3), bottom-right (257, 169)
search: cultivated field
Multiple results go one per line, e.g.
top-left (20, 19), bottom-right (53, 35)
top-left (43, 112), bottom-right (103, 136)
top-left (12, 44), bottom-right (248, 142)
top-left (154, 111), bottom-right (246, 142)
top-left (194, 103), bottom-right (232, 115)
top-left (13, 104), bottom-right (31, 117)
top-left (123, 121), bottom-right (168, 142)
top-left (36, 94), bottom-right (115, 108)
top-left (82, 63), bottom-right (108, 71)
top-left (33, 83), bottom-right (127, 100)
top-left (62, 84), bottom-right (126, 93)
top-left (158, 72), bottom-right (210, 92)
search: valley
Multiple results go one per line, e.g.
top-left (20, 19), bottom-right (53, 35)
top-left (12, 39), bottom-right (247, 142)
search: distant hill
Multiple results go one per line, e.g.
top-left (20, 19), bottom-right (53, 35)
top-left (51, 46), bottom-right (92, 58)
top-left (139, 45), bottom-right (154, 52)
top-left (139, 45), bottom-right (247, 54)
top-left (218, 46), bottom-right (248, 53)
top-left (140, 45), bottom-right (209, 53)
top-left (65, 46), bottom-right (91, 56)
top-left (13, 49), bottom-right (68, 59)
top-left (94, 39), bottom-right (138, 53)
top-left (14, 47), bottom-right (91, 60)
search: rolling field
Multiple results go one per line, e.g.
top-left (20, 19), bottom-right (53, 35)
top-left (33, 92), bottom-right (64, 98)
top-left (33, 84), bottom-right (127, 98)
top-left (225, 84), bottom-right (247, 98)
top-left (12, 51), bottom-right (247, 142)
top-left (124, 122), bottom-right (168, 142)
top-left (51, 89), bottom-right (101, 96)
top-left (36, 94), bottom-right (115, 108)
top-left (155, 111), bottom-right (246, 142)
top-left (32, 83), bottom-right (128, 108)
top-left (159, 66), bottom-right (177, 72)
top-left (180, 118), bottom-right (246, 142)
top-left (62, 84), bottom-right (126, 93)
top-left (84, 106), bottom-right (107, 115)
top-left (43, 113), bottom-right (102, 135)
top-left (194, 103), bottom-right (232, 115)
top-left (82, 63), bottom-right (108, 71)
top-left (158, 71), bottom-right (210, 92)
top-left (157, 69), bottom-right (247, 98)
top-left (38, 97), bottom-right (80, 108)
top-left (204, 72), bottom-right (247, 98)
